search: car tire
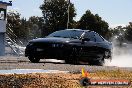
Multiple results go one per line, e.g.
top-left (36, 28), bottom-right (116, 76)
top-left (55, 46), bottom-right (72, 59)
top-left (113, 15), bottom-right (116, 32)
top-left (28, 56), bottom-right (40, 63)
top-left (96, 59), bottom-right (104, 66)
top-left (89, 59), bottom-right (104, 66)
top-left (89, 54), bottom-right (105, 66)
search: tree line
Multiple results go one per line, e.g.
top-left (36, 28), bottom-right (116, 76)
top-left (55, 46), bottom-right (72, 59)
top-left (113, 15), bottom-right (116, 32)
top-left (7, 0), bottom-right (132, 45)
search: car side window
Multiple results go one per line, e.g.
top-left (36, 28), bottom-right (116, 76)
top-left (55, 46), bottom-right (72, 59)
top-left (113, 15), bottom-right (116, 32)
top-left (95, 33), bottom-right (104, 42)
top-left (83, 32), bottom-right (95, 42)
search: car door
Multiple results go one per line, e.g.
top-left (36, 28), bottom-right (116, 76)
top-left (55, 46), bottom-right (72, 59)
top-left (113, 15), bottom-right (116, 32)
top-left (80, 32), bottom-right (97, 57)
top-left (94, 33), bottom-right (106, 54)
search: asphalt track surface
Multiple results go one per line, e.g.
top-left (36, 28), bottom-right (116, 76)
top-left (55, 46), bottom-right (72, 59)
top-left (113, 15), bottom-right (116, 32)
top-left (0, 56), bottom-right (132, 73)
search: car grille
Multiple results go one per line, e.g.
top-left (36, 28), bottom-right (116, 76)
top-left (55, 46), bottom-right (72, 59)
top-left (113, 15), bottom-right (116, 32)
top-left (33, 42), bottom-right (52, 48)
top-left (30, 42), bottom-right (68, 58)
top-left (32, 42), bottom-right (65, 52)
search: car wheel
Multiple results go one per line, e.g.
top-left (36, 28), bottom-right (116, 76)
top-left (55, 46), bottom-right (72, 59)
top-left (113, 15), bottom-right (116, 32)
top-left (89, 54), bottom-right (105, 66)
top-left (98, 54), bottom-right (105, 66)
top-left (28, 56), bottom-right (40, 63)
top-left (89, 59), bottom-right (104, 66)
top-left (95, 59), bottom-right (104, 66)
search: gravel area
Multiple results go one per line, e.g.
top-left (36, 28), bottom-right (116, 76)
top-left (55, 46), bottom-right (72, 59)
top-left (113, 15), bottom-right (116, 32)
top-left (0, 72), bottom-right (131, 88)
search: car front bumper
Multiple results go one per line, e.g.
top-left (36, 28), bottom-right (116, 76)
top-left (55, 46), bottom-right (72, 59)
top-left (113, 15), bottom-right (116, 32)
top-left (25, 45), bottom-right (71, 59)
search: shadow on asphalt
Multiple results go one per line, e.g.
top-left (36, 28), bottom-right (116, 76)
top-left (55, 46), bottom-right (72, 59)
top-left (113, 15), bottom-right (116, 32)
top-left (37, 60), bottom-right (92, 66)
top-left (38, 61), bottom-right (101, 66)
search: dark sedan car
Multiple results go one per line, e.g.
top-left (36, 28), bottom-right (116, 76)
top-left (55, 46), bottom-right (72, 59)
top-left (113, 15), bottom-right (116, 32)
top-left (25, 29), bottom-right (112, 65)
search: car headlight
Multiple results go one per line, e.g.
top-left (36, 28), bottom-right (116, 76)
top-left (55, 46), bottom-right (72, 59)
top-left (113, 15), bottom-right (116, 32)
top-left (52, 44), bottom-right (64, 47)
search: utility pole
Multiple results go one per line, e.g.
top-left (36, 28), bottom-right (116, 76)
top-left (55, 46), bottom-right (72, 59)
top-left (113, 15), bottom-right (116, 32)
top-left (67, 0), bottom-right (70, 29)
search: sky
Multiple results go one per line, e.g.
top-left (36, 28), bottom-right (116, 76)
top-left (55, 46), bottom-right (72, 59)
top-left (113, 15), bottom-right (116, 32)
top-left (3, 0), bottom-right (132, 28)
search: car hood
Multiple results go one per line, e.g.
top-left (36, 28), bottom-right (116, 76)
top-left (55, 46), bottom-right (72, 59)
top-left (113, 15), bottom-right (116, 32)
top-left (30, 37), bottom-right (74, 43)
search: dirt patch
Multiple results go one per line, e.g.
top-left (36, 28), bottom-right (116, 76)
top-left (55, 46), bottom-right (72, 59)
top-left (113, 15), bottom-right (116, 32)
top-left (0, 70), bottom-right (131, 88)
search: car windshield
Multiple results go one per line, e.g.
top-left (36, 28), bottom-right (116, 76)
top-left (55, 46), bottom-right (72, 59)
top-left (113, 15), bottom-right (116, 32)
top-left (47, 30), bottom-right (84, 39)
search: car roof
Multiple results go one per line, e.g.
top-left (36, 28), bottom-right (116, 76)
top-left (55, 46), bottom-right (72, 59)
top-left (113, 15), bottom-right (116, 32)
top-left (65, 29), bottom-right (96, 33)
top-left (65, 29), bottom-right (89, 32)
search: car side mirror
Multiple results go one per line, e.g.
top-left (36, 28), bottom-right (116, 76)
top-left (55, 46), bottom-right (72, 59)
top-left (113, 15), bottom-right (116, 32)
top-left (82, 38), bottom-right (90, 43)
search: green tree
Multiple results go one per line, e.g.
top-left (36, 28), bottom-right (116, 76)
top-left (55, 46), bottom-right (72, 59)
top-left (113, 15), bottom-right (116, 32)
top-left (7, 11), bottom-right (29, 43)
top-left (40, 0), bottom-right (76, 36)
top-left (77, 10), bottom-right (109, 38)
top-left (28, 16), bottom-right (43, 39)
top-left (7, 11), bottom-right (45, 44)
top-left (125, 22), bottom-right (132, 41)
top-left (111, 26), bottom-right (127, 46)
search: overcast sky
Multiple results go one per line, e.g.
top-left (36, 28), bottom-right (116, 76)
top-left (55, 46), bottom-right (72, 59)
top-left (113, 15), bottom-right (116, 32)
top-left (4, 0), bottom-right (132, 27)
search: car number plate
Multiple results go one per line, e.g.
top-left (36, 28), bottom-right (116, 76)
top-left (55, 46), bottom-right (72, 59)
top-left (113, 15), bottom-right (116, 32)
top-left (36, 48), bottom-right (44, 51)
